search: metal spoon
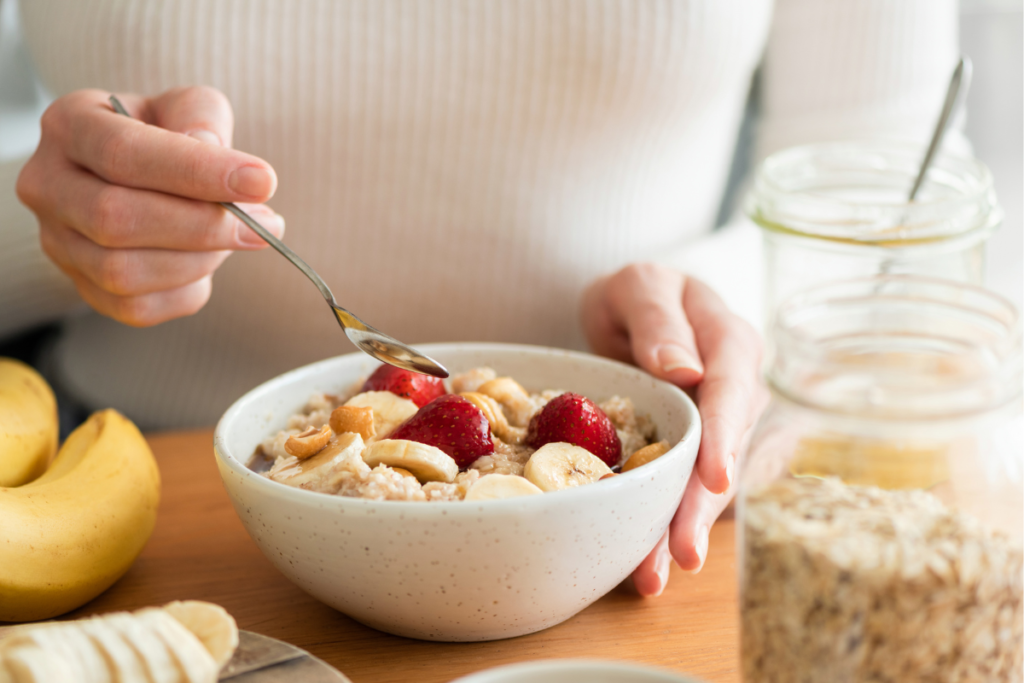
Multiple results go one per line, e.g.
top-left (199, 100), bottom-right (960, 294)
top-left (108, 95), bottom-right (449, 378)
top-left (908, 56), bottom-right (972, 202)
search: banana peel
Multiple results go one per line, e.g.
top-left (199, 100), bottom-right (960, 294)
top-left (0, 359), bottom-right (57, 487)
top-left (0, 409), bottom-right (161, 622)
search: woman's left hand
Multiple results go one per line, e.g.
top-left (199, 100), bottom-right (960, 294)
top-left (581, 263), bottom-right (766, 596)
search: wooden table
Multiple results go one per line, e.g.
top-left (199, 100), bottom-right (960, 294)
top-left (63, 430), bottom-right (741, 683)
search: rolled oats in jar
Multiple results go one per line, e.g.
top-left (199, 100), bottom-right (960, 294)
top-left (738, 276), bottom-right (1023, 682)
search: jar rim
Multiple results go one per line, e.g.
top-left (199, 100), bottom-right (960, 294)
top-left (747, 140), bottom-right (1001, 245)
top-left (768, 276), bottom-right (1023, 419)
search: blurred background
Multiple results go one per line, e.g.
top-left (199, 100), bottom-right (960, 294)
top-left (1, 0), bottom-right (1021, 313)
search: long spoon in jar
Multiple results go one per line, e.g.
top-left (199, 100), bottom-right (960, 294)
top-left (108, 95), bottom-right (449, 378)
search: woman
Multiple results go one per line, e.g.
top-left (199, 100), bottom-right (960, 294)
top-left (0, 0), bottom-right (960, 597)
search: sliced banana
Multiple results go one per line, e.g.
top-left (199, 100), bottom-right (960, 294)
top-left (622, 440), bottom-right (671, 472)
top-left (524, 442), bottom-right (612, 492)
top-left (476, 378), bottom-right (533, 427)
top-left (361, 440), bottom-right (458, 483)
top-left (2, 644), bottom-right (77, 683)
top-left (344, 391), bottom-right (419, 442)
top-left (267, 432), bottom-right (364, 491)
top-left (1, 623), bottom-right (112, 683)
top-left (79, 618), bottom-right (150, 683)
top-left (104, 612), bottom-right (179, 683)
top-left (136, 609), bottom-right (217, 683)
top-left (464, 474), bottom-right (543, 501)
top-left (457, 392), bottom-right (526, 443)
top-left (162, 601), bottom-right (239, 670)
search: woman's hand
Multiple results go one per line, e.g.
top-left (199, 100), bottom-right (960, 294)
top-left (581, 263), bottom-right (766, 596)
top-left (16, 87), bottom-right (284, 326)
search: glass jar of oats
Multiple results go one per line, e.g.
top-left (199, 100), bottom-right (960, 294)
top-left (746, 141), bottom-right (1002, 323)
top-left (738, 276), bottom-right (1023, 683)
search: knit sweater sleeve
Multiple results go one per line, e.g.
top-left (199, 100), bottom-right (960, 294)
top-left (657, 0), bottom-right (964, 328)
top-left (0, 155), bottom-right (84, 339)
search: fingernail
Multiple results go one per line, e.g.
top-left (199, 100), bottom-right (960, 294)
top-left (653, 546), bottom-right (672, 596)
top-left (187, 129), bottom-right (223, 146)
top-left (237, 213), bottom-right (285, 247)
top-left (658, 345), bottom-right (703, 375)
top-left (229, 166), bottom-right (275, 199)
top-left (689, 525), bottom-right (709, 574)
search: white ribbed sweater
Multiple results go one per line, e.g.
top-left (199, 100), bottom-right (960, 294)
top-left (0, 0), bottom-right (959, 428)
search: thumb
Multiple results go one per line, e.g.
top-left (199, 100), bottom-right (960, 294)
top-left (607, 264), bottom-right (705, 388)
top-left (150, 86), bottom-right (236, 148)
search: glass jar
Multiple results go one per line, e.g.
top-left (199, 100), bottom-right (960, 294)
top-left (738, 276), bottom-right (1023, 682)
top-left (746, 141), bottom-right (1003, 323)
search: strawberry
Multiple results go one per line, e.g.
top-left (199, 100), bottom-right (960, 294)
top-left (361, 364), bottom-right (446, 408)
top-left (389, 395), bottom-right (494, 467)
top-left (525, 392), bottom-right (621, 467)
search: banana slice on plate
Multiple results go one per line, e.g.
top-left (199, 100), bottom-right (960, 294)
top-left (2, 644), bottom-right (77, 683)
top-left (344, 392), bottom-right (419, 442)
top-left (162, 601), bottom-right (239, 670)
top-left (79, 618), bottom-right (150, 683)
top-left (361, 440), bottom-right (458, 483)
top-left (136, 609), bottom-right (217, 683)
top-left (464, 474), bottom-right (543, 501)
top-left (105, 612), bottom-right (180, 683)
top-left (524, 442), bottom-right (612, 492)
top-left (2, 624), bottom-right (110, 683)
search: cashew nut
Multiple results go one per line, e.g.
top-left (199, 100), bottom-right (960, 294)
top-left (329, 405), bottom-right (376, 441)
top-left (621, 440), bottom-right (671, 472)
top-left (284, 425), bottom-right (333, 459)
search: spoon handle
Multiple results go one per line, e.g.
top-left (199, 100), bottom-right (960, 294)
top-left (907, 56), bottom-right (972, 202)
top-left (106, 95), bottom-right (338, 305)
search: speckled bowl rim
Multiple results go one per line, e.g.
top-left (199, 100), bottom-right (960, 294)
top-left (450, 658), bottom-right (705, 683)
top-left (214, 342), bottom-right (701, 514)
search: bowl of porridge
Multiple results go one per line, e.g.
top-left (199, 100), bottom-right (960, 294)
top-left (214, 343), bottom-right (700, 641)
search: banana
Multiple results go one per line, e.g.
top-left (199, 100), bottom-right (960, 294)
top-left (0, 601), bottom-right (237, 682)
top-left (476, 377), bottom-right (533, 427)
top-left (136, 609), bottom-right (217, 683)
top-left (464, 474), bottom-right (543, 501)
top-left (361, 439), bottom-right (458, 483)
top-left (621, 440), bottom-right (671, 472)
top-left (0, 359), bottom-right (57, 487)
top-left (524, 442), bottom-right (612, 492)
top-left (267, 432), bottom-right (364, 491)
top-left (162, 601), bottom-right (238, 669)
top-left (0, 409), bottom-right (160, 623)
top-left (458, 392), bottom-right (525, 443)
top-left (344, 391), bottom-right (418, 441)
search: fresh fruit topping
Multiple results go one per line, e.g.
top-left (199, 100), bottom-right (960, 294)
top-left (464, 474), bottom-right (543, 501)
top-left (162, 600), bottom-right (239, 669)
top-left (344, 391), bottom-right (419, 441)
top-left (477, 377), bottom-right (532, 426)
top-left (389, 395), bottom-right (494, 468)
top-left (525, 393), bottom-right (622, 467)
top-left (622, 440), bottom-right (671, 472)
top-left (523, 442), bottom-right (613, 491)
top-left (361, 439), bottom-right (458, 483)
top-left (361, 365), bottom-right (446, 407)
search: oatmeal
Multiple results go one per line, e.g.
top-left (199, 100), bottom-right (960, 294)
top-left (251, 366), bottom-right (670, 502)
top-left (741, 477), bottom-right (1024, 682)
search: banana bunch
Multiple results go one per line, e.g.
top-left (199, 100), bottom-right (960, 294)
top-left (0, 360), bottom-right (161, 622)
top-left (0, 360), bottom-right (57, 488)
top-left (0, 600), bottom-right (237, 682)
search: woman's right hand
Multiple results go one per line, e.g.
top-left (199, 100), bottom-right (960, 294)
top-left (16, 87), bottom-right (284, 327)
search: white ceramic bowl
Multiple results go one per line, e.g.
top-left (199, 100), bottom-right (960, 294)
top-left (214, 343), bottom-right (700, 642)
top-left (450, 660), bottom-right (704, 683)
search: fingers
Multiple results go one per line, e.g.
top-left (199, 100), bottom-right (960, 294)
top-left (51, 89), bottom-right (276, 202)
top-left (684, 278), bottom-right (764, 495)
top-left (41, 222), bottom-right (231, 297)
top-left (581, 263), bottom-right (704, 387)
top-left (150, 86), bottom-right (235, 147)
top-left (29, 162), bottom-right (284, 251)
top-left (668, 469), bottom-right (735, 573)
top-left (66, 274), bottom-right (214, 328)
top-left (631, 530), bottom-right (672, 597)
